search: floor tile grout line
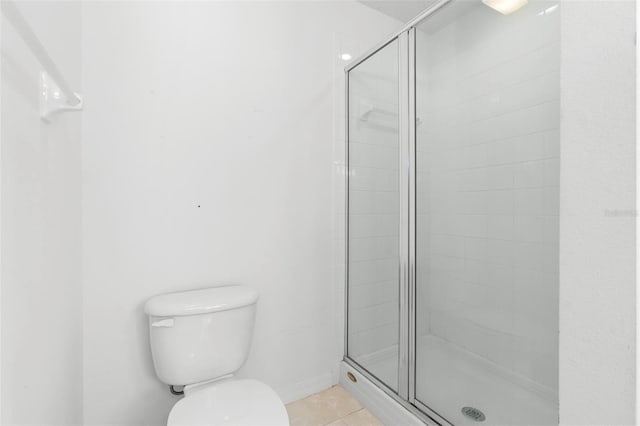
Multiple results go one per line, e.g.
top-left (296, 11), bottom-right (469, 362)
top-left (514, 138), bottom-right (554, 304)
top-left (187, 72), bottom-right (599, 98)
top-left (286, 385), bottom-right (382, 426)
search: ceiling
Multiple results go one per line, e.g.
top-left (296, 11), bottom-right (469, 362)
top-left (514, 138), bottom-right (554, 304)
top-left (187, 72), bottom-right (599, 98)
top-left (358, 0), bottom-right (438, 23)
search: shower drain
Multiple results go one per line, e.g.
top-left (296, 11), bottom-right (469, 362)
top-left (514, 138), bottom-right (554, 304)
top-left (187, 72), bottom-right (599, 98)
top-left (461, 407), bottom-right (486, 422)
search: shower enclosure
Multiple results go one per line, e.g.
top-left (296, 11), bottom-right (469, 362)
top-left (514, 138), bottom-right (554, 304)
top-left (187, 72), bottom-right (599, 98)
top-left (345, 0), bottom-right (559, 424)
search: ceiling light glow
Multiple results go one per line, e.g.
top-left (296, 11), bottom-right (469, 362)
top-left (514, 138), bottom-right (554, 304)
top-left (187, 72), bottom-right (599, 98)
top-left (340, 53), bottom-right (352, 61)
top-left (482, 0), bottom-right (528, 15)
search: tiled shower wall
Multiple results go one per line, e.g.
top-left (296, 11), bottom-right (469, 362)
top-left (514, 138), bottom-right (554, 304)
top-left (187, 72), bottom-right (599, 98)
top-left (347, 43), bottom-right (400, 361)
top-left (416, 2), bottom-right (560, 391)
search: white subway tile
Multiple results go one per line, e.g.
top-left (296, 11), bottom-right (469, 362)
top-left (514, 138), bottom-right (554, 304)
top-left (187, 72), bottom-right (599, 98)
top-left (514, 215), bottom-right (545, 242)
top-left (349, 190), bottom-right (399, 215)
top-left (349, 235), bottom-right (398, 262)
top-left (349, 258), bottom-right (397, 286)
top-left (349, 213), bottom-right (398, 238)
top-left (542, 158), bottom-right (560, 187)
top-left (349, 280), bottom-right (397, 310)
top-left (486, 239), bottom-right (516, 266)
top-left (515, 188), bottom-right (545, 216)
top-left (349, 301), bottom-right (398, 333)
top-left (486, 190), bottom-right (515, 215)
top-left (349, 142), bottom-right (398, 170)
top-left (456, 214), bottom-right (488, 238)
top-left (458, 191), bottom-right (488, 215)
top-left (430, 234), bottom-right (465, 258)
top-left (487, 215), bottom-right (515, 240)
top-left (349, 166), bottom-right (399, 192)
top-left (487, 164), bottom-right (515, 190)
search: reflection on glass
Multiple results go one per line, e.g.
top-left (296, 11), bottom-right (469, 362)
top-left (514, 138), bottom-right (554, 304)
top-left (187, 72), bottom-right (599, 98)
top-left (347, 40), bottom-right (400, 392)
top-left (414, 1), bottom-right (560, 424)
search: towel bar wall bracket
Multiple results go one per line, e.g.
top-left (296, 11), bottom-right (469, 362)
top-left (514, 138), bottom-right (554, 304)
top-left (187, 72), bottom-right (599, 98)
top-left (1, 0), bottom-right (84, 123)
top-left (40, 71), bottom-right (83, 123)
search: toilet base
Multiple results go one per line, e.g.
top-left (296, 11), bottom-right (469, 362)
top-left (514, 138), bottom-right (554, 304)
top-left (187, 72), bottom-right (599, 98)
top-left (167, 379), bottom-right (289, 426)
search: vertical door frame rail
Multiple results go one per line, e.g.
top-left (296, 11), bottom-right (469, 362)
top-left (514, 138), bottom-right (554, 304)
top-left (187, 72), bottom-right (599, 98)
top-left (407, 26), bottom-right (417, 406)
top-left (397, 30), bottom-right (411, 402)
top-left (344, 0), bottom-right (454, 425)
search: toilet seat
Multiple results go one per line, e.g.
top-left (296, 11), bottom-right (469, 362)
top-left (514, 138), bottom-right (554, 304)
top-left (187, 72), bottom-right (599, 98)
top-left (167, 379), bottom-right (289, 426)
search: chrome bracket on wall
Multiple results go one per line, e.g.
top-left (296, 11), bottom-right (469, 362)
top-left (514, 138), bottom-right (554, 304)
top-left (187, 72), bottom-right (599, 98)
top-left (40, 72), bottom-right (83, 123)
top-left (2, 1), bottom-right (84, 123)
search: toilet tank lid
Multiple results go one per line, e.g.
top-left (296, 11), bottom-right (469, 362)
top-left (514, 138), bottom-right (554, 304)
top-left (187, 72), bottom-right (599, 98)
top-left (144, 285), bottom-right (259, 317)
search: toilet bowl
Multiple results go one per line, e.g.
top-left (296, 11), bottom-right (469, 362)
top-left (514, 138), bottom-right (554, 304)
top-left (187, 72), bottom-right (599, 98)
top-left (144, 285), bottom-right (289, 426)
top-left (167, 379), bottom-right (288, 426)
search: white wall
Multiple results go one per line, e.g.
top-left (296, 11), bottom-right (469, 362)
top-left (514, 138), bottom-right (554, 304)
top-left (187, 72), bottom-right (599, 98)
top-left (559, 2), bottom-right (636, 425)
top-left (81, 2), bottom-right (399, 425)
top-left (1, 1), bottom-right (82, 425)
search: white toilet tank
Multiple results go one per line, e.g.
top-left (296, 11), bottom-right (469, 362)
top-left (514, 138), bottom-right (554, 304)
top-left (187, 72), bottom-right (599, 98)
top-left (144, 285), bottom-right (259, 386)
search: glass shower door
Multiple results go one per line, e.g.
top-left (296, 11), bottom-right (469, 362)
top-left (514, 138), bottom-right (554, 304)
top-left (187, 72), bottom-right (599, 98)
top-left (414, 1), bottom-right (560, 425)
top-left (347, 39), bottom-right (401, 392)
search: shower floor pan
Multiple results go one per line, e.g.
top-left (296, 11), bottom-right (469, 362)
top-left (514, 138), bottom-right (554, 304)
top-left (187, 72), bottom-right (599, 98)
top-left (352, 335), bottom-right (557, 425)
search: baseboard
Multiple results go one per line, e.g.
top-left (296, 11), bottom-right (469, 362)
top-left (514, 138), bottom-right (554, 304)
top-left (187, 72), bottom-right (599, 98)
top-left (275, 371), bottom-right (337, 404)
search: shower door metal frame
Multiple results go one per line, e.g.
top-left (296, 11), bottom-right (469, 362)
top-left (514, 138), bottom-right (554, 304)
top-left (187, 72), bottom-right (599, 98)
top-left (343, 1), bottom-right (453, 425)
top-left (398, 28), bottom-right (411, 402)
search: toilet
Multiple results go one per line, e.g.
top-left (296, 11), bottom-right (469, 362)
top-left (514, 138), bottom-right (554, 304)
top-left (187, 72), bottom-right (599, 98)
top-left (144, 285), bottom-right (290, 426)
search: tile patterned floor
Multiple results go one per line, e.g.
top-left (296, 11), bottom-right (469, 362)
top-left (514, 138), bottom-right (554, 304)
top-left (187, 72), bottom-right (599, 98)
top-left (286, 385), bottom-right (383, 426)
